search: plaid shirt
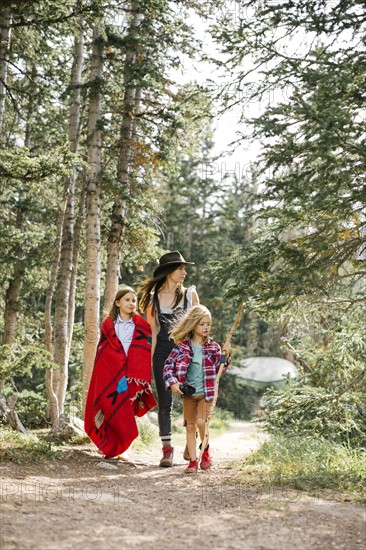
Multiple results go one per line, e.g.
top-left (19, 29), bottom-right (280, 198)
top-left (163, 338), bottom-right (231, 401)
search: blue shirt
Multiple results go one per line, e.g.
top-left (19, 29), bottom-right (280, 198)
top-left (186, 342), bottom-right (204, 396)
top-left (114, 315), bottom-right (134, 355)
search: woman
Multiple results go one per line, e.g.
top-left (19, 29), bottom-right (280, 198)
top-left (138, 251), bottom-right (199, 467)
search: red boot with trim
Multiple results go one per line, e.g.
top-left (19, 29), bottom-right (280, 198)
top-left (200, 445), bottom-right (212, 470)
top-left (159, 445), bottom-right (174, 467)
top-left (184, 459), bottom-right (198, 474)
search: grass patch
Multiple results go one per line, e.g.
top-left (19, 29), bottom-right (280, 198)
top-left (208, 407), bottom-right (232, 434)
top-left (0, 427), bottom-right (60, 463)
top-left (68, 433), bottom-right (91, 445)
top-left (234, 434), bottom-right (366, 503)
top-left (171, 406), bottom-right (232, 434)
top-left (131, 417), bottom-right (160, 451)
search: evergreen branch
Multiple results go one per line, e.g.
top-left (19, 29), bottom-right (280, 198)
top-left (280, 338), bottom-right (312, 373)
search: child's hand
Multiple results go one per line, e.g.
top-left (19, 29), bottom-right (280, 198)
top-left (170, 383), bottom-right (183, 396)
top-left (222, 342), bottom-right (231, 356)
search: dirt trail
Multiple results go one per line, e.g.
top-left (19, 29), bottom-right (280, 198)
top-left (1, 422), bottom-right (365, 550)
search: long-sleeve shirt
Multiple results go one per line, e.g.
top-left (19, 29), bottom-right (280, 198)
top-left (114, 315), bottom-right (135, 355)
top-left (163, 338), bottom-right (230, 401)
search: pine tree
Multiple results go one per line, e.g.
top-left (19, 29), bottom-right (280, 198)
top-left (209, 0), bottom-right (366, 444)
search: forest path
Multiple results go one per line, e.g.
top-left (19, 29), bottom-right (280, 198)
top-left (1, 422), bottom-right (365, 550)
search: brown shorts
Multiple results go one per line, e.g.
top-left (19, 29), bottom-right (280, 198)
top-left (182, 395), bottom-right (213, 426)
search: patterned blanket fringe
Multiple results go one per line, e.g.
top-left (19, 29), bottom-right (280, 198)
top-left (127, 377), bottom-right (153, 402)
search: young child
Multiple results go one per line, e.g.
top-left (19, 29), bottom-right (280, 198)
top-left (163, 304), bottom-right (231, 473)
top-left (84, 287), bottom-right (157, 459)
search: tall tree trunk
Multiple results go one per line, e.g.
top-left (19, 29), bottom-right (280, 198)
top-left (1, 209), bottom-right (26, 432)
top-left (68, 177), bottom-right (86, 357)
top-left (67, 26), bottom-right (85, 360)
top-left (44, 195), bottom-right (68, 422)
top-left (82, 22), bottom-right (104, 409)
top-left (3, 263), bottom-right (24, 346)
top-left (1, 63), bottom-right (33, 429)
top-left (49, 27), bottom-right (84, 418)
top-left (103, 6), bottom-right (142, 315)
top-left (0, 9), bottom-right (12, 135)
top-left (44, 207), bottom-right (64, 423)
top-left (3, 192), bottom-right (25, 348)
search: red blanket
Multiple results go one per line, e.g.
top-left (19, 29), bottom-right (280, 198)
top-left (84, 313), bottom-right (157, 458)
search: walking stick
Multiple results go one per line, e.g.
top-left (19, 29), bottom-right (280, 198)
top-left (199, 302), bottom-right (244, 464)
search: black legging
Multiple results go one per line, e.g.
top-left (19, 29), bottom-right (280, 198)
top-left (153, 292), bottom-right (188, 438)
top-left (153, 343), bottom-right (174, 437)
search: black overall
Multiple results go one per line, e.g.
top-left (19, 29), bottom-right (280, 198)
top-left (153, 291), bottom-right (188, 438)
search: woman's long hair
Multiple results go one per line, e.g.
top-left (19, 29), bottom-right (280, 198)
top-left (137, 264), bottom-right (185, 313)
top-left (108, 286), bottom-right (136, 321)
top-left (170, 304), bottom-right (211, 344)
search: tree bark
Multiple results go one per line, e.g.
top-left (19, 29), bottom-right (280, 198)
top-left (68, 177), bottom-right (86, 356)
top-left (103, 6), bottom-right (142, 315)
top-left (67, 27), bottom-right (86, 359)
top-left (1, 209), bottom-right (26, 431)
top-left (3, 209), bottom-right (25, 346)
top-left (0, 395), bottom-right (26, 433)
top-left (0, 9), bottom-right (12, 135)
top-left (52, 27), bottom-right (84, 416)
top-left (82, 22), bottom-right (104, 409)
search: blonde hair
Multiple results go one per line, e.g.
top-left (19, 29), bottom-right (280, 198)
top-left (170, 304), bottom-right (211, 344)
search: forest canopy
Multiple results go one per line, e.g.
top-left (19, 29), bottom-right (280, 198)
top-left (0, 0), bottom-right (365, 447)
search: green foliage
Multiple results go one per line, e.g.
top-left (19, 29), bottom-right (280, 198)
top-left (14, 390), bottom-right (49, 429)
top-left (263, 382), bottom-right (366, 446)
top-left (1, 0), bottom-right (223, 426)
top-left (218, 373), bottom-right (266, 421)
top-left (206, 407), bottom-right (232, 433)
top-left (208, 0), bottom-right (366, 446)
top-left (158, 129), bottom-right (282, 354)
top-left (0, 343), bottom-right (56, 430)
top-left (0, 343), bottom-right (56, 384)
top-left (258, 308), bottom-right (366, 447)
top-left (136, 417), bottom-right (157, 445)
top-left (237, 434), bottom-right (366, 503)
top-left (0, 427), bottom-right (59, 463)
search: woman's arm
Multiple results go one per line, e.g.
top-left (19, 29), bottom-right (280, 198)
top-left (146, 304), bottom-right (157, 358)
top-left (191, 287), bottom-right (199, 305)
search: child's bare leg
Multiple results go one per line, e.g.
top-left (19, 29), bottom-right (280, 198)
top-left (183, 397), bottom-right (199, 460)
top-left (197, 399), bottom-right (212, 450)
top-left (196, 418), bottom-right (207, 448)
top-left (186, 422), bottom-right (197, 460)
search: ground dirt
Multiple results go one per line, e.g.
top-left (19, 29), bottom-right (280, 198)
top-left (1, 422), bottom-right (365, 550)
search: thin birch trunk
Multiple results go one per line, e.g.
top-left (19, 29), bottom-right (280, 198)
top-left (51, 27), bottom-right (84, 417)
top-left (44, 199), bottom-right (67, 422)
top-left (0, 10), bottom-right (12, 135)
top-left (67, 177), bottom-right (86, 357)
top-left (102, 6), bottom-right (142, 315)
top-left (82, 22), bottom-right (103, 409)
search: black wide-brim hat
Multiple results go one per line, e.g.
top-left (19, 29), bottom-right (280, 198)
top-left (153, 250), bottom-right (194, 278)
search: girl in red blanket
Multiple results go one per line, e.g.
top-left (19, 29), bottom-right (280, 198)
top-left (163, 305), bottom-right (231, 474)
top-left (84, 287), bottom-right (157, 460)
